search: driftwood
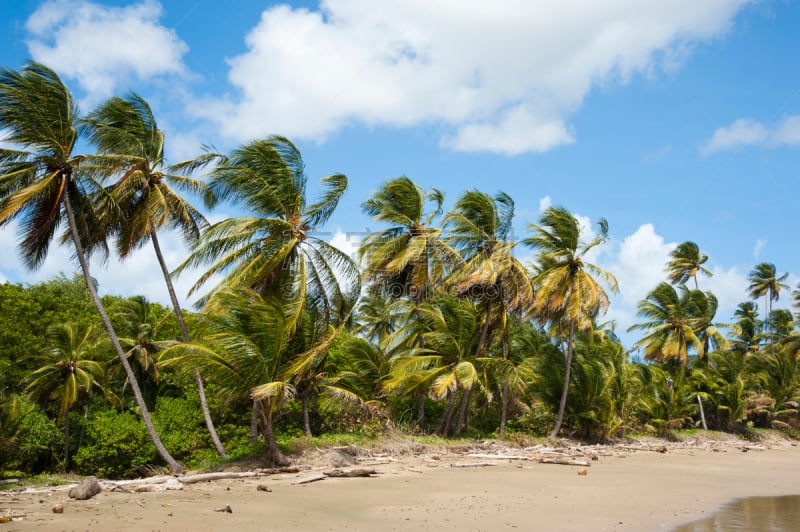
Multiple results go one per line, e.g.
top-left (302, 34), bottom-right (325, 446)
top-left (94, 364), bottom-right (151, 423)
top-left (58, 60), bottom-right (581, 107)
top-left (466, 453), bottom-right (529, 460)
top-left (0, 479), bottom-right (20, 486)
top-left (255, 466), bottom-right (301, 474)
top-left (293, 474), bottom-right (327, 485)
top-left (179, 472), bottom-right (258, 485)
top-left (323, 468), bottom-right (377, 478)
top-left (536, 457), bottom-right (591, 467)
top-left (451, 462), bottom-right (497, 468)
top-left (617, 445), bottom-right (668, 453)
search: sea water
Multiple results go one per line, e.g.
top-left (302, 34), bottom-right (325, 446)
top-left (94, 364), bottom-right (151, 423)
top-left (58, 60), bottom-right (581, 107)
top-left (673, 494), bottom-right (800, 531)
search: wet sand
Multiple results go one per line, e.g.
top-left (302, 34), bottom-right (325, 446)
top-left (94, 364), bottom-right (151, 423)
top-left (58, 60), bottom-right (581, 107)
top-left (3, 440), bottom-right (800, 531)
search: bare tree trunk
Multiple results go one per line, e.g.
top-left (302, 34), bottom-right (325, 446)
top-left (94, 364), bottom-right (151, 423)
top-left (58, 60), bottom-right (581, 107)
top-left (416, 393), bottom-right (426, 430)
top-left (498, 322), bottom-right (510, 436)
top-left (150, 228), bottom-right (228, 458)
top-left (63, 193), bottom-right (182, 474)
top-left (550, 321), bottom-right (575, 438)
top-left (256, 400), bottom-right (289, 467)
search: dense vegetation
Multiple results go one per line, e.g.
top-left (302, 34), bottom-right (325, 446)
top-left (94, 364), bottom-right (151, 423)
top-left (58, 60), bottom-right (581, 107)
top-left (1, 62), bottom-right (799, 478)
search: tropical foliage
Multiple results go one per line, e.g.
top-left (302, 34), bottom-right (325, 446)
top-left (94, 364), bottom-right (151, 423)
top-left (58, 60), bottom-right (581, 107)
top-left (2, 61), bottom-right (800, 478)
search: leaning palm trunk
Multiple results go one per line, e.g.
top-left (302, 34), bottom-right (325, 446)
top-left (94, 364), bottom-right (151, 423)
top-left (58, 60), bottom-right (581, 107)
top-left (550, 322), bottom-right (575, 438)
top-left (64, 194), bottom-right (182, 473)
top-left (256, 399), bottom-right (289, 467)
top-left (150, 228), bottom-right (228, 458)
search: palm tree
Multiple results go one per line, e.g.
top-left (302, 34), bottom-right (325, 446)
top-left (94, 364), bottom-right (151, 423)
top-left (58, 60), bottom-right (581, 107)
top-left (25, 323), bottom-right (105, 470)
top-left (444, 190), bottom-right (533, 434)
top-left (0, 62), bottom-right (182, 472)
top-left (112, 296), bottom-right (174, 410)
top-left (83, 93), bottom-right (227, 457)
top-left (384, 295), bottom-right (484, 436)
top-left (684, 289), bottom-right (729, 357)
top-left (748, 262), bottom-right (789, 351)
top-left (523, 206), bottom-right (618, 437)
top-left (175, 136), bottom-right (359, 329)
top-left (360, 176), bottom-right (460, 304)
top-left (360, 176), bottom-right (461, 427)
top-left (161, 287), bottom-right (292, 467)
top-left (629, 282), bottom-right (704, 365)
top-left (666, 241), bottom-right (712, 289)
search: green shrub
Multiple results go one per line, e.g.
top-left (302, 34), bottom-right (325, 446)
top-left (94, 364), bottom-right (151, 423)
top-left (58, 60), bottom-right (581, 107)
top-left (73, 410), bottom-right (157, 478)
top-left (10, 410), bottom-right (61, 473)
top-left (153, 396), bottom-right (209, 461)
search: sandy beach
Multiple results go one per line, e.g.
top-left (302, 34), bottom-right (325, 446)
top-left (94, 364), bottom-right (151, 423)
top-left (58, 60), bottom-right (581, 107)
top-left (2, 435), bottom-right (800, 531)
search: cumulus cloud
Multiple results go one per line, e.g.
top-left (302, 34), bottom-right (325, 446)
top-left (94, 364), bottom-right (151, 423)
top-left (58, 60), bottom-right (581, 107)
top-left (25, 0), bottom-right (188, 100)
top-left (700, 115), bottom-right (800, 154)
top-left (195, 0), bottom-right (752, 153)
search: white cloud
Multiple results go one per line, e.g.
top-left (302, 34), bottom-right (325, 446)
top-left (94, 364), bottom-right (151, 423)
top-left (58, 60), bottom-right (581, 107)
top-left (753, 239), bottom-right (766, 259)
top-left (538, 195), bottom-right (552, 213)
top-left (196, 0), bottom-right (752, 153)
top-left (605, 223), bottom-right (675, 308)
top-left (700, 115), bottom-right (800, 154)
top-left (328, 228), bottom-right (361, 263)
top-left (25, 0), bottom-right (188, 101)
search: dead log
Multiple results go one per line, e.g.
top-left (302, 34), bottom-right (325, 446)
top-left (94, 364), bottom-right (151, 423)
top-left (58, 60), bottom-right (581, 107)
top-left (255, 466), bottom-right (301, 474)
top-left (0, 479), bottom-right (20, 486)
top-left (293, 474), bottom-right (327, 485)
top-left (179, 472), bottom-right (258, 485)
top-left (536, 458), bottom-right (591, 467)
top-left (450, 462), bottom-right (497, 468)
top-left (466, 453), bottom-right (529, 460)
top-left (617, 445), bottom-right (668, 453)
top-left (323, 468), bottom-right (377, 478)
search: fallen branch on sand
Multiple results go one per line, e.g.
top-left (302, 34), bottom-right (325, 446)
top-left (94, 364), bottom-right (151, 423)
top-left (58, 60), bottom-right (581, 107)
top-left (451, 462), bottom-right (497, 468)
top-left (536, 458), bottom-right (591, 467)
top-left (323, 468), bottom-right (377, 478)
top-left (293, 474), bottom-right (327, 485)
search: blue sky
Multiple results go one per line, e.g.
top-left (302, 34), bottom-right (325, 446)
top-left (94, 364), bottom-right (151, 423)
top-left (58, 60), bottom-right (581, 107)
top-left (1, 0), bottom-right (798, 351)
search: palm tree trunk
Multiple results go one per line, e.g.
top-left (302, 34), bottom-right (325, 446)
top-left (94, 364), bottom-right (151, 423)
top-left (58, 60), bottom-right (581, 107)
top-left (302, 393), bottom-right (312, 437)
top-left (550, 321), bottom-right (575, 438)
top-left (256, 400), bottom-right (289, 467)
top-left (63, 193), bottom-right (182, 474)
top-left (436, 391), bottom-right (458, 437)
top-left (150, 228), bottom-right (228, 458)
top-left (498, 321), bottom-right (510, 436)
top-left (63, 410), bottom-right (71, 472)
top-left (453, 388), bottom-right (471, 435)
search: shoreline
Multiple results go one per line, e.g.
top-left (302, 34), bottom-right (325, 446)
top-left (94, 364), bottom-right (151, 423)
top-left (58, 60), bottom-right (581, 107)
top-left (3, 435), bottom-right (800, 531)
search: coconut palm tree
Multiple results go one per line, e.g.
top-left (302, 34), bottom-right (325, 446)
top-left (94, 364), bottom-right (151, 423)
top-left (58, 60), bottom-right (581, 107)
top-left (25, 323), bottom-right (105, 470)
top-left (444, 190), bottom-right (533, 433)
top-left (0, 62), bottom-right (181, 472)
top-left (360, 176), bottom-right (461, 427)
top-left (666, 241), bottom-right (712, 289)
top-left (384, 295), bottom-right (484, 436)
top-left (83, 93), bottom-right (227, 457)
top-left (360, 176), bottom-right (460, 303)
top-left (684, 289), bottom-right (729, 357)
top-left (175, 136), bottom-right (359, 329)
top-left (748, 262), bottom-right (789, 352)
top-left (161, 287), bottom-right (293, 467)
top-left (523, 206), bottom-right (618, 438)
top-left (629, 282), bottom-right (704, 365)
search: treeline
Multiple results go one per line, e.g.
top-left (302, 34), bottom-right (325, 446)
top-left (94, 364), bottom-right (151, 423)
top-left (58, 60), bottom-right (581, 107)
top-left (1, 62), bottom-right (799, 478)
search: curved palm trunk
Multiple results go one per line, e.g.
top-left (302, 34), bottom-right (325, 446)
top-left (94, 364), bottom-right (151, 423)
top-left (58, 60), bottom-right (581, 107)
top-left (498, 324), bottom-right (511, 436)
top-left (301, 391), bottom-right (312, 437)
top-left (150, 228), bottom-right (228, 458)
top-left (453, 388), bottom-right (471, 435)
top-left (256, 399), bottom-right (289, 467)
top-left (550, 321), bottom-right (575, 438)
top-left (63, 194), bottom-right (182, 474)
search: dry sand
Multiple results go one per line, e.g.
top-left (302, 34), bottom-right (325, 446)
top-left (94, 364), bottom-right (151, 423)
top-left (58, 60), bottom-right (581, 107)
top-left (3, 436), bottom-right (800, 531)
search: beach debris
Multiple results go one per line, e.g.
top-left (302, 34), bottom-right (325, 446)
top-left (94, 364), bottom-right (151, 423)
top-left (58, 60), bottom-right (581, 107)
top-left (134, 478), bottom-right (183, 492)
top-left (51, 503), bottom-right (64, 513)
top-left (0, 479), bottom-right (20, 486)
top-left (536, 458), bottom-right (591, 467)
top-left (323, 468), bottom-right (377, 478)
top-left (577, 468), bottom-right (588, 476)
top-left (466, 453), bottom-right (529, 461)
top-left (328, 450), bottom-right (357, 468)
top-left (293, 474), bottom-right (327, 485)
top-left (179, 472), bottom-right (258, 485)
top-left (68, 476), bottom-right (102, 500)
top-left (214, 504), bottom-right (233, 513)
top-left (257, 484), bottom-right (272, 492)
top-left (451, 462), bottom-right (497, 468)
